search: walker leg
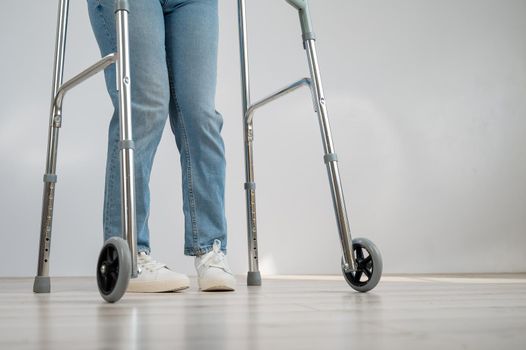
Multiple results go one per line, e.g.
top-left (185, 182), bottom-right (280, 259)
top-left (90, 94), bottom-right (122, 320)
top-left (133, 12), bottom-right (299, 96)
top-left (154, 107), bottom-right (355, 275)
top-left (304, 39), bottom-right (357, 272)
top-left (96, 0), bottom-right (136, 303)
top-left (114, 0), bottom-right (138, 278)
top-left (238, 0), bottom-right (261, 286)
top-left (286, 0), bottom-right (357, 271)
top-left (33, 0), bottom-right (70, 293)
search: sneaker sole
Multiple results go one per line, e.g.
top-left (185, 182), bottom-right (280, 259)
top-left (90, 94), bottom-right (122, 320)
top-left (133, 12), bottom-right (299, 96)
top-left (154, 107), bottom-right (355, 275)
top-left (127, 282), bottom-right (190, 293)
top-left (200, 285), bottom-right (235, 292)
top-left (198, 275), bottom-right (237, 292)
top-left (199, 279), bottom-right (236, 292)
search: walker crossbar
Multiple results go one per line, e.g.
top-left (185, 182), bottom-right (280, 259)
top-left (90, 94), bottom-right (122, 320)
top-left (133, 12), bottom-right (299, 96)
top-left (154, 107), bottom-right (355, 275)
top-left (54, 53), bottom-right (117, 114)
top-left (245, 77), bottom-right (312, 128)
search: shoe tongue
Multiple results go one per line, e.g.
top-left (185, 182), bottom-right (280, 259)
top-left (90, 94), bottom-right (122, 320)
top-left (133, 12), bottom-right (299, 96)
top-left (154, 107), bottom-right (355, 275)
top-left (209, 250), bottom-right (225, 267)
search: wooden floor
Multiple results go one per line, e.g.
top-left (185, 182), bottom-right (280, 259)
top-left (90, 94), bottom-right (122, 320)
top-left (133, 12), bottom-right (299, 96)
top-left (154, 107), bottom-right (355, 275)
top-left (1, 274), bottom-right (525, 350)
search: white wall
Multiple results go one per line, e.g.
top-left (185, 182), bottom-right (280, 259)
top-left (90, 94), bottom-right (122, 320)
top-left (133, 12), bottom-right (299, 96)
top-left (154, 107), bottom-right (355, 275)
top-left (1, 0), bottom-right (525, 277)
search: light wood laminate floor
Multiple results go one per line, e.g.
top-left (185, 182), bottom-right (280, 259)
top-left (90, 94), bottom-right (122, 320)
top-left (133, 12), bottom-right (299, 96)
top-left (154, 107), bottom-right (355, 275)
top-left (1, 275), bottom-right (525, 349)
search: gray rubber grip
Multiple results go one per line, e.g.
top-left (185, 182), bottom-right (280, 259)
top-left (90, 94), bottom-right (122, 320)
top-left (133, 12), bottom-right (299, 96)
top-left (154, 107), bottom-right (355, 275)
top-left (244, 182), bottom-right (256, 190)
top-left (302, 32), bottom-right (316, 41)
top-left (285, 0), bottom-right (314, 36)
top-left (247, 271), bottom-right (262, 286)
top-left (33, 276), bottom-right (51, 293)
top-left (43, 174), bottom-right (57, 183)
top-left (119, 140), bottom-right (135, 150)
top-left (285, 0), bottom-right (307, 10)
top-left (324, 153), bottom-right (338, 163)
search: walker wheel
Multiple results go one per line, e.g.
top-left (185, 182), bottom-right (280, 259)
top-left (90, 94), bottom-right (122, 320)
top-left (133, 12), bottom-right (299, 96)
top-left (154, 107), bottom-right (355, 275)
top-left (341, 237), bottom-right (382, 292)
top-left (96, 237), bottom-right (131, 303)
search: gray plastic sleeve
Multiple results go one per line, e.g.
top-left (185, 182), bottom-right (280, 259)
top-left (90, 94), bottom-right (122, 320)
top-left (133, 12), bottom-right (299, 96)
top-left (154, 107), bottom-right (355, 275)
top-left (119, 140), bottom-right (135, 150)
top-left (324, 153), bottom-right (338, 164)
top-left (302, 32), bottom-right (316, 41)
top-left (244, 182), bottom-right (256, 190)
top-left (43, 174), bottom-right (57, 183)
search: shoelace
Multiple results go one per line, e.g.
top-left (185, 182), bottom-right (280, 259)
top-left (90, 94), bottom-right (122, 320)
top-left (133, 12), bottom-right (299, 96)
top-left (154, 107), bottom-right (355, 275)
top-left (196, 239), bottom-right (230, 271)
top-left (137, 253), bottom-right (167, 273)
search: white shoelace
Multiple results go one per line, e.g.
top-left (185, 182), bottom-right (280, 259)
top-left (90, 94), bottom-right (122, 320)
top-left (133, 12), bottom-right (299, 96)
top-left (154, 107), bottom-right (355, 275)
top-left (137, 252), bottom-right (167, 273)
top-left (196, 240), bottom-right (232, 273)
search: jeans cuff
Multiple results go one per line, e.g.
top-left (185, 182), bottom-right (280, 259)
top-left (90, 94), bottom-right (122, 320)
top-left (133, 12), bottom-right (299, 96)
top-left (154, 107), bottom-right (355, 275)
top-left (184, 245), bottom-right (227, 257)
top-left (137, 245), bottom-right (151, 255)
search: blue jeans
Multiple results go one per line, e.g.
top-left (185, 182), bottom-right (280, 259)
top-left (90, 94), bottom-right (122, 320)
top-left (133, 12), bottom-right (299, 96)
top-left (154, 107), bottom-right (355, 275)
top-left (87, 0), bottom-right (227, 256)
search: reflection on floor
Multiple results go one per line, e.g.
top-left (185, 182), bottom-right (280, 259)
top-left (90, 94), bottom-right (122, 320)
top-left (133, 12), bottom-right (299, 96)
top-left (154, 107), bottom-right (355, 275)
top-left (1, 274), bottom-right (525, 349)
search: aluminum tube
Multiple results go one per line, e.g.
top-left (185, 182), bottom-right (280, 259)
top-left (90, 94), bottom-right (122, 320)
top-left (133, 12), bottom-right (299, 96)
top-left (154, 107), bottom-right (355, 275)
top-left (35, 0), bottom-right (70, 284)
top-left (50, 0), bottom-right (69, 106)
top-left (238, 0), bottom-right (260, 276)
top-left (304, 39), bottom-right (356, 271)
top-left (304, 40), bottom-right (334, 155)
top-left (116, 8), bottom-right (138, 277)
top-left (238, 0), bottom-right (251, 111)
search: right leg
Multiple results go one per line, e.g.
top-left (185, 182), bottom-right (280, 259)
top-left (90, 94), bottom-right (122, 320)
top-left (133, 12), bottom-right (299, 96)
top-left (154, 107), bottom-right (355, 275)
top-left (86, 0), bottom-right (169, 253)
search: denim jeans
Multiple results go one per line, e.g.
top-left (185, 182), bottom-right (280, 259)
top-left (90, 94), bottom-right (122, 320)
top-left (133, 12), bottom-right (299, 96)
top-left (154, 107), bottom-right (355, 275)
top-left (87, 0), bottom-right (227, 256)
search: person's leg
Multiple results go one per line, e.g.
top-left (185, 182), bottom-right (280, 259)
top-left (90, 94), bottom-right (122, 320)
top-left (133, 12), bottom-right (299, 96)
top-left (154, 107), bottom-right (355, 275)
top-left (163, 0), bottom-right (234, 291)
top-left (87, 0), bottom-right (169, 253)
top-left (163, 0), bottom-right (227, 257)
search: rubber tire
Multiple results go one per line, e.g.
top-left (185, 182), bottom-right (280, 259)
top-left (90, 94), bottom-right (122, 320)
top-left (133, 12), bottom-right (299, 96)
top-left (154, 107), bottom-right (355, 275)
top-left (342, 237), bottom-right (382, 293)
top-left (96, 237), bottom-right (131, 303)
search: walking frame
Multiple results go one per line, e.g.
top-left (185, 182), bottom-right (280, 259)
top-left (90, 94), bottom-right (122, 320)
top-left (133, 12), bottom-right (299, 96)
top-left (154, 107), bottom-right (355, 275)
top-left (34, 0), bottom-right (382, 304)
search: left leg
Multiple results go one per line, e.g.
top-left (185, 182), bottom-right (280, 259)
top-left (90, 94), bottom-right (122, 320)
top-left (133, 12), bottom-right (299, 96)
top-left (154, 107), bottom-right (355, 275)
top-left (164, 0), bottom-right (227, 257)
top-left (164, 0), bottom-right (234, 291)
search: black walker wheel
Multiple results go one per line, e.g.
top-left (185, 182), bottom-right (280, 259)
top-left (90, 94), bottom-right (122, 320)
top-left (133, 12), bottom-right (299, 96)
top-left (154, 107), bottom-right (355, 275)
top-left (96, 237), bottom-right (131, 303)
top-left (341, 237), bottom-right (382, 293)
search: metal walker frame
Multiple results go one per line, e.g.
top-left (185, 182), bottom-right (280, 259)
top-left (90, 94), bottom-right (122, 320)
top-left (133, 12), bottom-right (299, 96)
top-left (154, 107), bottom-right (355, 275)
top-left (34, 0), bottom-right (382, 302)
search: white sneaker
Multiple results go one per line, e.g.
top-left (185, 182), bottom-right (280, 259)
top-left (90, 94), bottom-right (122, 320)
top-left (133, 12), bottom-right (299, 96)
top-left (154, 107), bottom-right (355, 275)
top-left (127, 252), bottom-right (190, 293)
top-left (195, 240), bottom-right (236, 291)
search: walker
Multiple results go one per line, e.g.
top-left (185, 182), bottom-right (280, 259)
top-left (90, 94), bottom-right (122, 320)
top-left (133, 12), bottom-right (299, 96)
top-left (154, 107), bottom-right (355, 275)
top-left (33, 0), bottom-right (382, 304)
